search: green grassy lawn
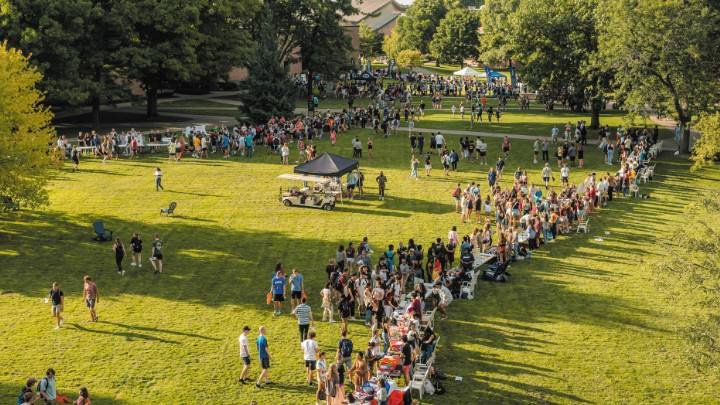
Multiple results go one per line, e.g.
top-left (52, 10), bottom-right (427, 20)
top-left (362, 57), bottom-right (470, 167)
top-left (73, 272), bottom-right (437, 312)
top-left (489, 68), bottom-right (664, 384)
top-left (411, 109), bottom-right (674, 140)
top-left (1, 129), bottom-right (717, 404)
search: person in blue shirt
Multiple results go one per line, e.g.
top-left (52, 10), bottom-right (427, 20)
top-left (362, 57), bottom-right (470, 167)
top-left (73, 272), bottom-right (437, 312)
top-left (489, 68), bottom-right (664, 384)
top-left (221, 134), bottom-right (230, 159)
top-left (385, 244), bottom-right (395, 272)
top-left (245, 133), bottom-right (253, 158)
top-left (270, 271), bottom-right (286, 316)
top-left (289, 268), bottom-right (304, 310)
top-left (255, 326), bottom-right (272, 388)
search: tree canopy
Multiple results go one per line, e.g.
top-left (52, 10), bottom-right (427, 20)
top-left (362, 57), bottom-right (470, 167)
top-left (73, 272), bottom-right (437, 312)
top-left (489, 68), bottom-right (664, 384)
top-left (598, 0), bottom-right (720, 152)
top-left (691, 113), bottom-right (720, 171)
top-left (429, 7), bottom-right (480, 66)
top-left (394, 0), bottom-right (448, 54)
top-left (0, 42), bottom-right (56, 207)
top-left (396, 49), bottom-right (423, 69)
top-left (359, 22), bottom-right (383, 59)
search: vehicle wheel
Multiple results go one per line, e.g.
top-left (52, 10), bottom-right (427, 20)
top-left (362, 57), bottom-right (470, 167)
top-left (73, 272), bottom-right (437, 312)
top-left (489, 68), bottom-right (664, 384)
top-left (283, 199), bottom-right (292, 207)
top-left (323, 204), bottom-right (333, 211)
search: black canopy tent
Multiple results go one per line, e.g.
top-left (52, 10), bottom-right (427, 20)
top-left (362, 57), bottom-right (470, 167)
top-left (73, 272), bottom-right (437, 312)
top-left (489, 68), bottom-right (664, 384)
top-left (293, 152), bottom-right (359, 177)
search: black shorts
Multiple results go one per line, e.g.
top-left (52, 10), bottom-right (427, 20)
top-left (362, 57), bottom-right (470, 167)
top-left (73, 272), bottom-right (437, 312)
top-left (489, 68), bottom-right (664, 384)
top-left (479, 151), bottom-right (486, 156)
top-left (273, 294), bottom-right (284, 302)
top-left (133, 249), bottom-right (142, 254)
top-left (305, 360), bottom-right (317, 370)
top-left (242, 356), bottom-right (250, 365)
top-left (153, 253), bottom-right (163, 261)
top-left (291, 291), bottom-right (302, 299)
top-left (578, 151), bottom-right (584, 159)
top-left (261, 357), bottom-right (270, 369)
top-left (347, 184), bottom-right (355, 190)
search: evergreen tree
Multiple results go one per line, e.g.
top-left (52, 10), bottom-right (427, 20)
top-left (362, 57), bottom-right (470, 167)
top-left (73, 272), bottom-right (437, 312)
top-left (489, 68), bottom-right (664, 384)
top-left (238, 5), bottom-right (294, 123)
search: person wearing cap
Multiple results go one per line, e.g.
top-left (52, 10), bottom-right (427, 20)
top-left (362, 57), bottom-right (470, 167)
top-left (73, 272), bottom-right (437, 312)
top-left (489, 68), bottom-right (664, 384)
top-left (238, 326), bottom-right (252, 384)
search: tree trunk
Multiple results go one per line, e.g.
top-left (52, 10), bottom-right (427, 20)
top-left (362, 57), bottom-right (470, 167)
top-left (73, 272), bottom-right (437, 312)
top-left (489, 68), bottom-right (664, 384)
top-left (435, 59), bottom-right (440, 67)
top-left (146, 86), bottom-right (158, 118)
top-left (590, 97), bottom-right (602, 130)
top-left (680, 120), bottom-right (691, 154)
top-left (307, 70), bottom-right (314, 113)
top-left (91, 96), bottom-right (101, 130)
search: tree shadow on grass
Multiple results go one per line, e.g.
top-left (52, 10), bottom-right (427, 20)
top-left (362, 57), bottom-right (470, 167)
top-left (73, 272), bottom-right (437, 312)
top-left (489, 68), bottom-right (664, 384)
top-left (97, 320), bottom-right (219, 340)
top-left (69, 323), bottom-right (181, 344)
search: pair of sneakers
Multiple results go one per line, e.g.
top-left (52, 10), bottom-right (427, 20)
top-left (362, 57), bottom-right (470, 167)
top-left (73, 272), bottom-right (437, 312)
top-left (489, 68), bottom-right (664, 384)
top-left (130, 262), bottom-right (142, 268)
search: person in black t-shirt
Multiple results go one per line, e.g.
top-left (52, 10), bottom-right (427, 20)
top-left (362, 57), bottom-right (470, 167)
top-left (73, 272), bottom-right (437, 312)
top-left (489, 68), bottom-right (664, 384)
top-left (401, 335), bottom-right (413, 385)
top-left (47, 282), bottom-right (64, 329)
top-left (130, 232), bottom-right (143, 268)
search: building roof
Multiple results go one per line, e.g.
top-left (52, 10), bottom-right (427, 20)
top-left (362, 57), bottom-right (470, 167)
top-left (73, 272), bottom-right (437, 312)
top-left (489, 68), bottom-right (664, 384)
top-left (345, 0), bottom-right (407, 23)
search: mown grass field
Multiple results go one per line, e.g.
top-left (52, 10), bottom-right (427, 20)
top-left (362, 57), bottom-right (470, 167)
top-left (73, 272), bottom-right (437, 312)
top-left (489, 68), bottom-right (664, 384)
top-left (1, 128), bottom-right (718, 404)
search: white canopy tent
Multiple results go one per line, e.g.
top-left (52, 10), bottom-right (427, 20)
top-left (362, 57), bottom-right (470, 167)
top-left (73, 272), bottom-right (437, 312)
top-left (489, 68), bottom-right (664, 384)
top-left (453, 66), bottom-right (486, 78)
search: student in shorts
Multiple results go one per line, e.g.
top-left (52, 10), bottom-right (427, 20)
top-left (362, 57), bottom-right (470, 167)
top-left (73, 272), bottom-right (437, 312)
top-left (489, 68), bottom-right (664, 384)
top-left (238, 326), bottom-right (252, 384)
top-left (130, 232), bottom-right (143, 267)
top-left (270, 270), bottom-right (286, 316)
top-left (82, 276), bottom-right (99, 322)
top-left (301, 331), bottom-right (319, 386)
top-left (256, 326), bottom-right (272, 388)
top-left (47, 282), bottom-right (64, 329)
top-left (150, 234), bottom-right (164, 274)
top-left (289, 268), bottom-right (304, 310)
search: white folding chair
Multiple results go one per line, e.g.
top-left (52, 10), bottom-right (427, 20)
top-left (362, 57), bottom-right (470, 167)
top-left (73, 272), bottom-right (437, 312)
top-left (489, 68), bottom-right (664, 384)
top-left (576, 218), bottom-right (590, 233)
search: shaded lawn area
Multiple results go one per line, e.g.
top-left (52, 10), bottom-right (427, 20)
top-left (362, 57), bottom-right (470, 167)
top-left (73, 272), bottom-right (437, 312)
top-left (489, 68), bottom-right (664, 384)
top-left (1, 130), bottom-right (717, 404)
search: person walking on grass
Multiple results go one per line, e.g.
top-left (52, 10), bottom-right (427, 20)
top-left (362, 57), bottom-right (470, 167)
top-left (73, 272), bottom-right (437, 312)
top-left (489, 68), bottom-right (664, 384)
top-left (47, 283), bottom-right (64, 329)
top-left (375, 171), bottom-right (387, 201)
top-left (533, 138), bottom-right (540, 164)
top-left (112, 237), bottom-right (125, 276)
top-left (82, 276), bottom-right (99, 322)
top-left (301, 331), bottom-right (320, 386)
top-left (337, 329), bottom-right (354, 373)
top-left (154, 167), bottom-right (164, 191)
top-left (270, 270), bottom-right (286, 316)
top-left (238, 325), bottom-right (252, 384)
top-left (293, 296), bottom-right (314, 342)
top-left (130, 232), bottom-right (142, 268)
top-left (289, 268), bottom-right (305, 310)
top-left (542, 163), bottom-right (554, 189)
top-left (71, 146), bottom-right (80, 172)
top-left (560, 163), bottom-right (570, 187)
top-left (410, 154), bottom-right (419, 179)
top-left (255, 326), bottom-right (272, 388)
top-left (149, 234), bottom-right (164, 274)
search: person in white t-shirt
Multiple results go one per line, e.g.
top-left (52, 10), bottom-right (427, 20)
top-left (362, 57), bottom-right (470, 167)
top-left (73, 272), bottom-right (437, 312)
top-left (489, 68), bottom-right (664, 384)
top-left (281, 143), bottom-right (290, 165)
top-left (560, 164), bottom-right (570, 187)
top-left (238, 326), bottom-right (252, 384)
top-left (301, 331), bottom-right (320, 386)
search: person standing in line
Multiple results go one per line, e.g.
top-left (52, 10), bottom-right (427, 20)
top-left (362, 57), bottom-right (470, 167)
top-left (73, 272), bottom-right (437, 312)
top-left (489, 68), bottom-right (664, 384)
top-left (289, 268), bottom-right (305, 310)
top-left (47, 283), bottom-right (64, 329)
top-left (149, 234), bottom-right (164, 274)
top-left (321, 281), bottom-right (334, 322)
top-left (301, 331), bottom-right (320, 386)
top-left (238, 326), bottom-right (252, 384)
top-left (496, 156), bottom-right (505, 182)
top-left (270, 270), bottom-right (286, 316)
top-left (37, 369), bottom-right (58, 404)
top-left (281, 143), bottom-right (290, 165)
top-left (356, 170), bottom-right (365, 196)
top-left (292, 296), bottom-right (314, 342)
top-left (541, 163), bottom-right (553, 189)
top-left (112, 237), bottom-right (125, 276)
top-left (542, 138), bottom-right (550, 163)
top-left (410, 154), bottom-right (419, 179)
top-left (130, 232), bottom-right (142, 268)
top-left (154, 167), bottom-right (164, 191)
top-left (337, 329), bottom-right (354, 373)
top-left (417, 133), bottom-right (425, 154)
top-left (532, 138), bottom-right (540, 164)
top-left (255, 326), bottom-right (272, 388)
top-left (82, 276), bottom-right (99, 322)
top-left (375, 171), bottom-right (387, 201)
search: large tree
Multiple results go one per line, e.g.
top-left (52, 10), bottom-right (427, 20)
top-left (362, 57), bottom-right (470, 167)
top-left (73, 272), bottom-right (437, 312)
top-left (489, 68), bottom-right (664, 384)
top-left (599, 0), bottom-right (720, 153)
top-left (394, 0), bottom-right (448, 55)
top-left (1, 0), bottom-right (129, 128)
top-left (0, 43), bottom-right (57, 207)
top-left (359, 22), bottom-right (383, 59)
top-left (237, 4), bottom-right (295, 123)
top-left (477, 0), bottom-right (520, 65)
top-left (691, 113), bottom-right (720, 171)
top-left (265, 0), bottom-right (354, 112)
top-left (429, 7), bottom-right (480, 66)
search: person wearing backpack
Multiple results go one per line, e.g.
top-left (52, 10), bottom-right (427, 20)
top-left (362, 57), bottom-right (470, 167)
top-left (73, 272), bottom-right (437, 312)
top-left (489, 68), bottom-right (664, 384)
top-left (37, 369), bottom-right (57, 404)
top-left (17, 378), bottom-right (36, 405)
top-left (337, 330), bottom-right (354, 371)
